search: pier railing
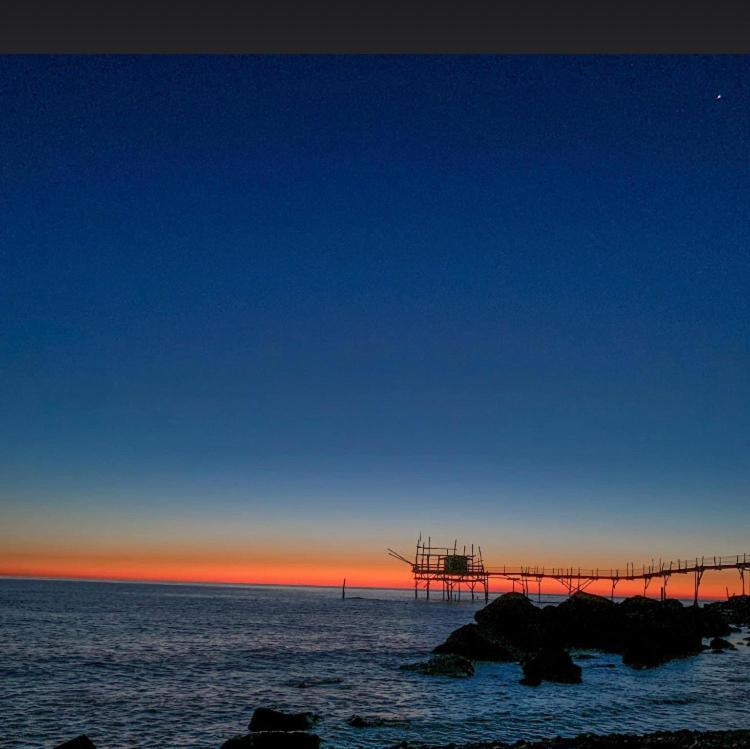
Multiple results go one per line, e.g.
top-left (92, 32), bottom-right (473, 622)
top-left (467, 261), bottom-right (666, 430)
top-left (389, 541), bottom-right (749, 604)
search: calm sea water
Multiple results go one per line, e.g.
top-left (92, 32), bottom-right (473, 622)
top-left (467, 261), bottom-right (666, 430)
top-left (1, 579), bottom-right (749, 749)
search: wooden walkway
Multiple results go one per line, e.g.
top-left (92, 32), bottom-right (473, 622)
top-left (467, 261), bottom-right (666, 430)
top-left (388, 539), bottom-right (750, 604)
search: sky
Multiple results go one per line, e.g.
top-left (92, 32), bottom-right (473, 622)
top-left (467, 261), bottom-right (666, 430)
top-left (1, 56), bottom-right (748, 597)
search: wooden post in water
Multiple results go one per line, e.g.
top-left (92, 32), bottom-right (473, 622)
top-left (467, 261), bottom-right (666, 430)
top-left (342, 578), bottom-right (346, 599)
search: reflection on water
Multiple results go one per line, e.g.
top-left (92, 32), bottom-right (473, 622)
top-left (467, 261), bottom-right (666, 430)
top-left (1, 579), bottom-right (749, 748)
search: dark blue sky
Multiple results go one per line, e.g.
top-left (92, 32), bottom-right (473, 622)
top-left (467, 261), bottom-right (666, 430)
top-left (1, 56), bottom-right (748, 572)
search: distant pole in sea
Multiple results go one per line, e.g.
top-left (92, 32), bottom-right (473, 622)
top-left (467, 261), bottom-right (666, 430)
top-left (342, 578), bottom-right (346, 600)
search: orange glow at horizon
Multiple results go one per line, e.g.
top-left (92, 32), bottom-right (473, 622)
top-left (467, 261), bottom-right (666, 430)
top-left (0, 554), bottom-right (742, 600)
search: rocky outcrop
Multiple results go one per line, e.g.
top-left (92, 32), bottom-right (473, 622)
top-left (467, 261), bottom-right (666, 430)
top-left (248, 708), bottom-right (320, 732)
top-left (432, 623), bottom-right (516, 661)
top-left (53, 737), bottom-right (96, 749)
top-left (520, 647), bottom-right (582, 686)
top-left (544, 592), bottom-right (622, 651)
top-left (473, 592), bottom-right (544, 653)
top-left (400, 653), bottom-right (475, 677)
top-left (347, 714), bottom-right (410, 728)
top-left (709, 637), bottom-right (736, 651)
top-left (619, 597), bottom-right (707, 668)
top-left (704, 595), bottom-right (750, 626)
top-left (221, 708), bottom-right (322, 749)
top-left (432, 590), bottom-right (737, 679)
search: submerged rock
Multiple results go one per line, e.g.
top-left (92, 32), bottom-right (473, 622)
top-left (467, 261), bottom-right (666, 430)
top-left (400, 653), bottom-right (475, 677)
top-left (287, 676), bottom-right (343, 688)
top-left (347, 714), bottom-right (410, 728)
top-left (520, 647), bottom-right (582, 686)
top-left (709, 637), bottom-right (736, 651)
top-left (54, 737), bottom-right (96, 749)
top-left (222, 732), bottom-right (320, 749)
top-left (249, 708), bottom-right (320, 732)
top-left (432, 622), bottom-right (516, 661)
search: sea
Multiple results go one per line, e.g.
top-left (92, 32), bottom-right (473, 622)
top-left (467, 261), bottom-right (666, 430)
top-left (1, 578), bottom-right (749, 749)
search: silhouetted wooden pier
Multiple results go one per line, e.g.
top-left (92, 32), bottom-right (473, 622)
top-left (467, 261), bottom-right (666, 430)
top-left (388, 537), bottom-right (749, 604)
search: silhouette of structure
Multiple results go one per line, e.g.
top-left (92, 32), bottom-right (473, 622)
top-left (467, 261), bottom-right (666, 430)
top-left (389, 537), bottom-right (489, 601)
top-left (388, 538), bottom-right (750, 604)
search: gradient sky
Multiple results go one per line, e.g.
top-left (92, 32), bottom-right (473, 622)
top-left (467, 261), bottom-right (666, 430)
top-left (1, 56), bottom-right (748, 596)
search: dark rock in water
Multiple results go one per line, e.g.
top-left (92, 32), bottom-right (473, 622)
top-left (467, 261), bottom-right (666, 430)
top-left (619, 597), bottom-right (706, 668)
top-left (709, 637), bottom-right (736, 650)
top-left (703, 595), bottom-right (750, 627)
top-left (520, 647), bottom-right (582, 686)
top-left (400, 653), bottom-right (475, 678)
top-left (220, 738), bottom-right (247, 748)
top-left (249, 708), bottom-right (320, 732)
top-left (347, 714), bottom-right (410, 728)
top-left (474, 592), bottom-right (543, 653)
top-left (431, 591), bottom-right (731, 676)
top-left (573, 652), bottom-right (596, 660)
top-left (695, 603), bottom-right (732, 638)
top-left (432, 622), bottom-right (516, 661)
top-left (54, 737), bottom-right (96, 749)
top-left (222, 732), bottom-right (320, 749)
top-left (347, 714), bottom-right (372, 728)
top-left (547, 592), bottom-right (621, 651)
top-left (287, 676), bottom-right (343, 688)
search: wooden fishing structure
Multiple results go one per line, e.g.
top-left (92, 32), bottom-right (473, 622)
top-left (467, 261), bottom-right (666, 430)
top-left (388, 537), bottom-right (490, 602)
top-left (388, 538), bottom-right (750, 605)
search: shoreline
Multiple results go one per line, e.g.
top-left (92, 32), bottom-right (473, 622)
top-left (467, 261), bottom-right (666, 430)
top-left (389, 729), bottom-right (750, 748)
top-left (57, 728), bottom-right (750, 749)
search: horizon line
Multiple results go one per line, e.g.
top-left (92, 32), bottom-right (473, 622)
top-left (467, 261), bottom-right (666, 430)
top-left (0, 572), bottom-right (732, 602)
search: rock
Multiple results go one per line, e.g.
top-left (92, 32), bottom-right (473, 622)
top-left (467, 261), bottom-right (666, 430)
top-left (520, 647), bottom-right (582, 686)
top-left (249, 708), bottom-right (320, 732)
top-left (696, 603), bottom-right (733, 638)
top-left (222, 733), bottom-right (320, 749)
top-left (400, 653), bottom-right (475, 677)
top-left (546, 592), bottom-right (621, 651)
top-left (432, 623), bottom-right (516, 661)
top-left (703, 595), bottom-right (750, 627)
top-left (287, 676), bottom-right (343, 688)
top-left (619, 598), bottom-right (706, 668)
top-left (473, 592), bottom-right (543, 652)
top-left (347, 714), bottom-right (409, 728)
top-left (54, 738), bottom-right (96, 749)
top-left (709, 637), bottom-right (736, 650)
top-left (429, 591), bottom-right (731, 676)
top-left (347, 714), bottom-right (371, 728)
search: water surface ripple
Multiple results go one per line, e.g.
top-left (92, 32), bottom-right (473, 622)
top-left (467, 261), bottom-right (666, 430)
top-left (1, 579), bottom-right (749, 748)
